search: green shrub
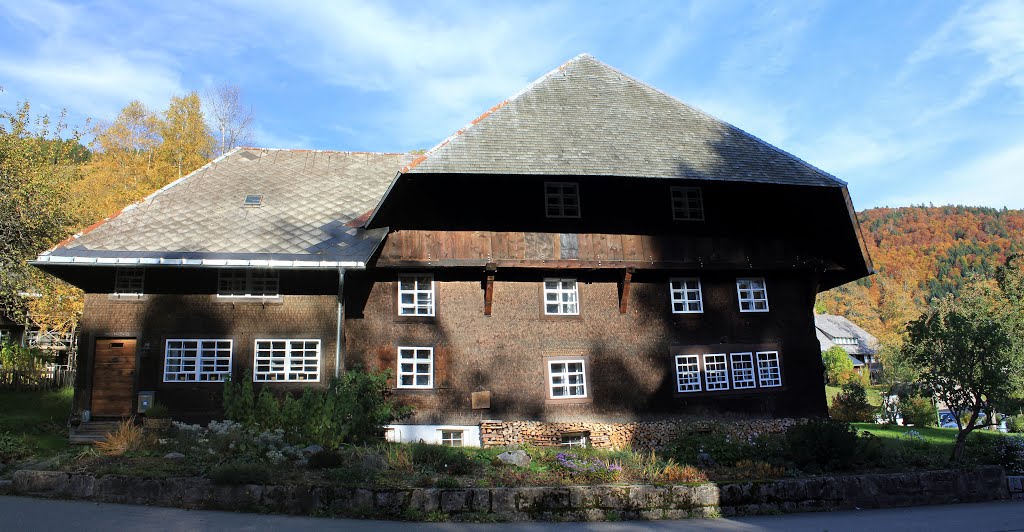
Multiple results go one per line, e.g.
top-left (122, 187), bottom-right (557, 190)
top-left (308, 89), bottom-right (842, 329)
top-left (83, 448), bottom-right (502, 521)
top-left (308, 449), bottom-right (343, 469)
top-left (785, 419), bottom-right (858, 471)
top-left (0, 431), bottom-right (32, 461)
top-left (829, 381), bottom-right (875, 422)
top-left (435, 475), bottom-right (461, 489)
top-left (902, 396), bottom-right (938, 427)
top-left (665, 429), bottom-right (747, 465)
top-left (221, 367), bottom-right (412, 447)
top-left (409, 443), bottom-right (475, 475)
top-left (208, 462), bottom-right (273, 485)
top-left (822, 346), bottom-right (854, 384)
top-left (1006, 415), bottom-right (1024, 434)
top-left (144, 402), bottom-right (169, 419)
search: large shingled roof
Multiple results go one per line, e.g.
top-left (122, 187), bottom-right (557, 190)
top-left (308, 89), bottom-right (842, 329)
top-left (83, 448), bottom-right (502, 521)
top-left (35, 149), bottom-right (412, 268)
top-left (402, 54), bottom-right (845, 188)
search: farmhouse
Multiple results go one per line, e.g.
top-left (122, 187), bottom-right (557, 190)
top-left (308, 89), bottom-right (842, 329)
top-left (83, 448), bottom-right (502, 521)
top-left (33, 54), bottom-right (873, 447)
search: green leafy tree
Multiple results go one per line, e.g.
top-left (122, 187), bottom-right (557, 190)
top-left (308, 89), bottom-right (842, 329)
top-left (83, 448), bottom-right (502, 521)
top-left (822, 345), bottom-right (854, 384)
top-left (903, 277), bottom-right (1024, 461)
top-left (0, 99), bottom-right (84, 324)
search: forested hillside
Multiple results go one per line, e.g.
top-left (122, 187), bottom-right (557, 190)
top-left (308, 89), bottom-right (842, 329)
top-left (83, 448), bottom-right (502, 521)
top-left (817, 206), bottom-right (1024, 341)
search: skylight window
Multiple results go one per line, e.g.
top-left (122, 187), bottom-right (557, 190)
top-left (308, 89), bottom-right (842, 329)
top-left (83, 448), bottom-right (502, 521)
top-left (243, 194), bottom-right (263, 206)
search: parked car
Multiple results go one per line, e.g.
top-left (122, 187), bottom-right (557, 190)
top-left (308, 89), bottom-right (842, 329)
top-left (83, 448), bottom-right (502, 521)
top-left (938, 411), bottom-right (957, 428)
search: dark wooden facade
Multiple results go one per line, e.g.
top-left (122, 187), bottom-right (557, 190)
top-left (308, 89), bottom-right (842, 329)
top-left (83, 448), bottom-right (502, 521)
top-left (47, 174), bottom-right (866, 424)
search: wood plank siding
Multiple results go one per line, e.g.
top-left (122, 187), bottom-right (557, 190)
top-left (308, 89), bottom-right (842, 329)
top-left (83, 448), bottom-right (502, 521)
top-left (91, 338), bottom-right (136, 416)
top-left (377, 230), bottom-right (839, 271)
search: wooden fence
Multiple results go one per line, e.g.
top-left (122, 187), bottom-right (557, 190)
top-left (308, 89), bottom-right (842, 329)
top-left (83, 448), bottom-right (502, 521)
top-left (0, 366), bottom-right (75, 391)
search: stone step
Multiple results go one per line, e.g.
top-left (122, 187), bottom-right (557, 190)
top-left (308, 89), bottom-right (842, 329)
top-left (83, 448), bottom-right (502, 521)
top-left (69, 422), bottom-right (123, 444)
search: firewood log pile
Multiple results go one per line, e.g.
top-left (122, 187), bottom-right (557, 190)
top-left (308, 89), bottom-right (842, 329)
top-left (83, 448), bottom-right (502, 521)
top-left (479, 418), bottom-right (802, 450)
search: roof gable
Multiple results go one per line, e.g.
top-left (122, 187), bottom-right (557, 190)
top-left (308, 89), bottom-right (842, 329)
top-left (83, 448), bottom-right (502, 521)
top-left (404, 54), bottom-right (844, 187)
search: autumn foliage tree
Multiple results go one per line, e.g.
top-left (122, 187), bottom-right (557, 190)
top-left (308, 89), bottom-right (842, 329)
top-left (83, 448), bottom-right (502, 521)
top-left (0, 100), bottom-right (84, 325)
top-left (158, 91), bottom-right (213, 179)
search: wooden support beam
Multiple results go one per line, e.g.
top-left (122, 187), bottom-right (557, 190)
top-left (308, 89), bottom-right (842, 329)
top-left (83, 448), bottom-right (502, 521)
top-left (484, 263), bottom-right (496, 316)
top-left (619, 268), bottom-right (634, 314)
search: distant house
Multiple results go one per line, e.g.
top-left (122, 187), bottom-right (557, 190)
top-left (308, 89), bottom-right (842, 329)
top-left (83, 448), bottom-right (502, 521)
top-left (814, 314), bottom-right (879, 374)
top-left (34, 54), bottom-right (874, 447)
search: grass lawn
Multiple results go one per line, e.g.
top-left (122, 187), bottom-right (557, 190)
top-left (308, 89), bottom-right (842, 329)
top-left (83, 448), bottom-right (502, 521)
top-left (0, 387), bottom-right (73, 455)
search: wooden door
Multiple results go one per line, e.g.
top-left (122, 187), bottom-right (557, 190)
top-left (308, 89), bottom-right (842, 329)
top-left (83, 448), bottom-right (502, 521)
top-left (91, 338), bottom-right (137, 417)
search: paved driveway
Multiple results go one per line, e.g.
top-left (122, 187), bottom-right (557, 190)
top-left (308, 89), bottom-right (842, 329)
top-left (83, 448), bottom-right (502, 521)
top-left (1, 496), bottom-right (1022, 531)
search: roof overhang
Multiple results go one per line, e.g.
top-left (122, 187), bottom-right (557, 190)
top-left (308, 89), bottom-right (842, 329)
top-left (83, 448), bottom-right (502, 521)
top-left (31, 255), bottom-right (366, 269)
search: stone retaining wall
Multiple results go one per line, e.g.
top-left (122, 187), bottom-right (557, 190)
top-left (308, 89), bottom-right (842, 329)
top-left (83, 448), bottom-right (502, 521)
top-left (479, 418), bottom-right (801, 449)
top-left (8, 466), bottom-right (1008, 521)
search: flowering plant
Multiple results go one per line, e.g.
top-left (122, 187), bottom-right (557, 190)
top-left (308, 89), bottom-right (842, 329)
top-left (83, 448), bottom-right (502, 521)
top-left (555, 452), bottom-right (622, 482)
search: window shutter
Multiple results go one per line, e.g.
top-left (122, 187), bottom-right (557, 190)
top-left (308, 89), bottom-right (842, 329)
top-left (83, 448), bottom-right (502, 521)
top-left (434, 346), bottom-right (450, 388)
top-left (376, 345), bottom-right (396, 388)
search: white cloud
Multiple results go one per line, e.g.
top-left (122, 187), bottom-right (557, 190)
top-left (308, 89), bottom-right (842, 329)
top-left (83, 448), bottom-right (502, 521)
top-left (906, 0), bottom-right (1024, 122)
top-left (0, 1), bottom-right (185, 121)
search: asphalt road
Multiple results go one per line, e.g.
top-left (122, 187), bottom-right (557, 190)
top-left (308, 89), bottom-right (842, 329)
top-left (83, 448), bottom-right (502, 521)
top-left (0, 496), bottom-right (1021, 531)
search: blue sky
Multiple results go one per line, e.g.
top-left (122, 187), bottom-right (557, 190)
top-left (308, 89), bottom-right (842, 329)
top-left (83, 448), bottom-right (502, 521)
top-left (1, 1), bottom-right (1022, 210)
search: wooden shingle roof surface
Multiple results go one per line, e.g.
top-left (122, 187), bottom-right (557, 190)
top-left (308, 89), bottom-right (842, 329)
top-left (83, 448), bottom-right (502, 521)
top-left (404, 54), bottom-right (845, 187)
top-left (38, 149), bottom-right (412, 266)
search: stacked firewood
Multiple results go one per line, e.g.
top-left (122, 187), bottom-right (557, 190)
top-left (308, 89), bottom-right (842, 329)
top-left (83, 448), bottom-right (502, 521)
top-left (479, 418), bottom-right (803, 449)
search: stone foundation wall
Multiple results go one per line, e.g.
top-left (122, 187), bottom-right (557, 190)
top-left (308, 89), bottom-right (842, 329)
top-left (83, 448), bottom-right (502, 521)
top-left (479, 418), bottom-right (802, 449)
top-left (9, 466), bottom-right (1008, 522)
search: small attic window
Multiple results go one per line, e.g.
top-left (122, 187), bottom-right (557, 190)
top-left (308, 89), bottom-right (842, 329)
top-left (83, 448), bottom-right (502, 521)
top-left (243, 194), bottom-right (263, 207)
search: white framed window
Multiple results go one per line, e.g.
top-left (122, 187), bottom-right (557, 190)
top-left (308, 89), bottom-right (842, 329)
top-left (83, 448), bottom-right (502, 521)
top-left (757, 351), bottom-right (782, 387)
top-left (543, 278), bottom-right (579, 315)
top-left (253, 339), bottom-right (320, 382)
top-left (833, 337), bottom-right (858, 345)
top-left (703, 353), bottom-right (730, 391)
top-left (670, 186), bottom-right (704, 221)
top-left (0, 329), bottom-right (10, 344)
top-left (217, 269), bottom-right (279, 298)
top-left (114, 267), bottom-right (145, 296)
top-left (397, 274), bottom-right (435, 316)
top-left (736, 277), bottom-right (769, 312)
top-left (730, 352), bottom-right (756, 389)
top-left (163, 339), bottom-right (232, 382)
top-left (669, 278), bottom-right (703, 313)
top-left (548, 359), bottom-right (587, 398)
top-left (440, 430), bottom-right (464, 447)
top-left (544, 181), bottom-right (580, 218)
top-left (674, 354), bottom-right (702, 392)
top-left (397, 347), bottom-right (433, 389)
top-left (560, 433), bottom-right (589, 448)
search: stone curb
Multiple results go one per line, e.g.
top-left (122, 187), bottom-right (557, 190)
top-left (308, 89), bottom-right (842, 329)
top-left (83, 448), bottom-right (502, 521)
top-left (6, 466), bottom-right (1009, 522)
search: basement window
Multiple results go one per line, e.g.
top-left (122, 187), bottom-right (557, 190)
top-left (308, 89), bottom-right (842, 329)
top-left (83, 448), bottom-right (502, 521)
top-left (243, 194), bottom-right (263, 207)
top-left (440, 430), bottom-right (464, 447)
top-left (560, 432), bottom-right (589, 448)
